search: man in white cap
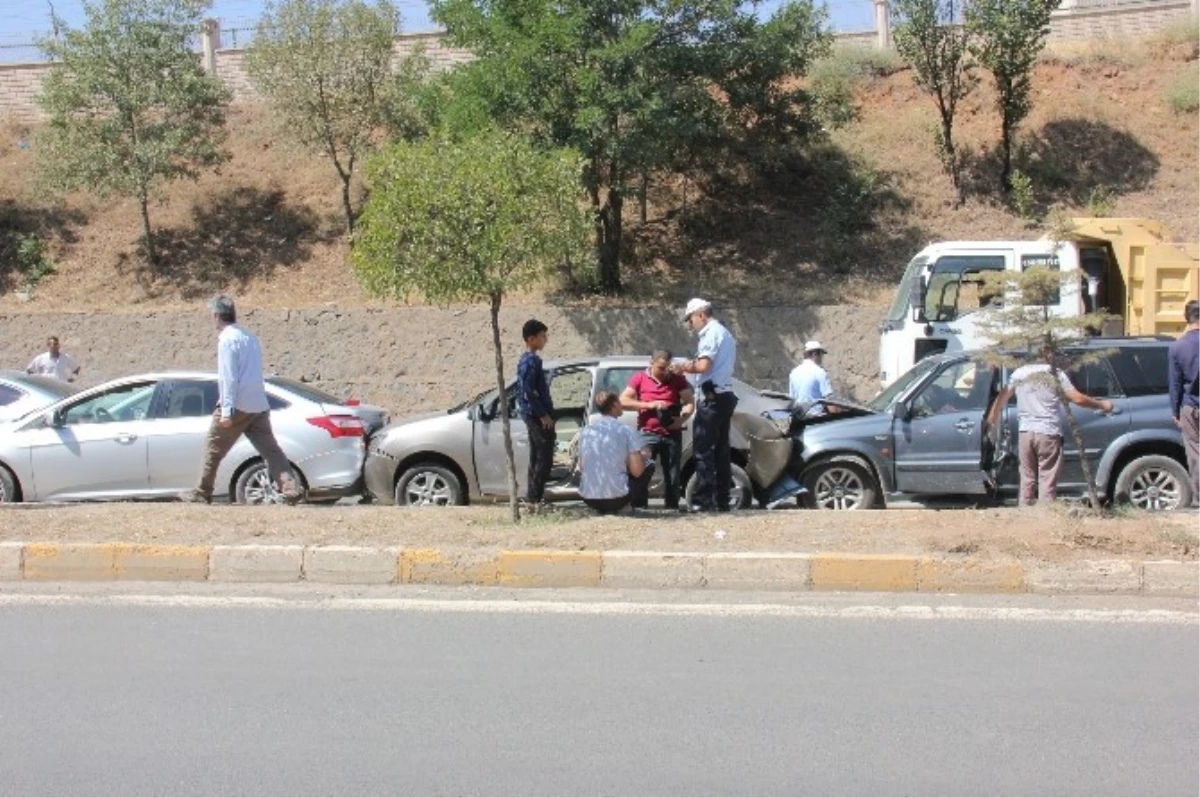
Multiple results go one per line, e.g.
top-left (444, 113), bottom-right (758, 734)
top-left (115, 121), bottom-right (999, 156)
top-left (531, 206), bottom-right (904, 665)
top-left (676, 298), bottom-right (738, 512)
top-left (788, 340), bottom-right (835, 416)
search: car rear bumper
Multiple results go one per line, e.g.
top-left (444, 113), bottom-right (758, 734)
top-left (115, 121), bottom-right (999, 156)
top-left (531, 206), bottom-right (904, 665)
top-left (362, 452), bottom-right (396, 505)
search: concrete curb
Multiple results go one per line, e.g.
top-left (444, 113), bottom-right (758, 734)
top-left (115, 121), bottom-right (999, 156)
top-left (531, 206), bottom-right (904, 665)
top-left (0, 543), bottom-right (1194, 596)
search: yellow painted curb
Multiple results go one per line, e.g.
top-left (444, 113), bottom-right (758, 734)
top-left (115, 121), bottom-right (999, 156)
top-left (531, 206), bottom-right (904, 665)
top-left (23, 543), bottom-right (118, 581)
top-left (498, 550), bottom-right (602, 587)
top-left (810, 554), bottom-right (919, 592)
top-left (399, 548), bottom-right (500, 586)
top-left (916, 558), bottom-right (1027, 594)
top-left (113, 544), bottom-right (211, 582)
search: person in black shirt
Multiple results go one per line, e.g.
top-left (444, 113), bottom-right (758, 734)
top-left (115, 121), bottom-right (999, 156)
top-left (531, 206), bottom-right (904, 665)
top-left (516, 319), bottom-right (555, 506)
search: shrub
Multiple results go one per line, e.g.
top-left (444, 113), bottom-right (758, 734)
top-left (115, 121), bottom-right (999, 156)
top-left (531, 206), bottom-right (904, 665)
top-left (809, 44), bottom-right (905, 129)
top-left (1165, 69), bottom-right (1200, 115)
top-left (1085, 185), bottom-right (1115, 217)
top-left (1009, 169), bottom-right (1036, 224)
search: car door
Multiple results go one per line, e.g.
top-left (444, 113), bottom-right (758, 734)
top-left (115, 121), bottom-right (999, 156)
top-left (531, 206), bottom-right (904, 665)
top-left (471, 386), bottom-right (529, 496)
top-left (892, 358), bottom-right (993, 495)
top-left (26, 380), bottom-right (161, 500)
top-left (1058, 356), bottom-right (1129, 489)
top-left (145, 378), bottom-right (220, 495)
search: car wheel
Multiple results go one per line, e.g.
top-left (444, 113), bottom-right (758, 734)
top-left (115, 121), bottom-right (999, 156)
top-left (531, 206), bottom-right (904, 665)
top-left (395, 463), bottom-right (463, 507)
top-left (1114, 455), bottom-right (1192, 512)
top-left (683, 463), bottom-right (753, 511)
top-left (802, 459), bottom-right (880, 511)
top-left (0, 465), bottom-right (18, 503)
top-left (235, 462), bottom-right (297, 505)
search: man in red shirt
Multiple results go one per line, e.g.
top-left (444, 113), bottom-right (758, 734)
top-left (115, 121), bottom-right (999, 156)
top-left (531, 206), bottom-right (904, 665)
top-left (621, 350), bottom-right (695, 510)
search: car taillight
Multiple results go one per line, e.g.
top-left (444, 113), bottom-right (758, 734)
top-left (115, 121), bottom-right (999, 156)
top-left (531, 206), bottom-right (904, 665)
top-left (307, 415), bottom-right (366, 438)
top-left (345, 399), bottom-right (360, 407)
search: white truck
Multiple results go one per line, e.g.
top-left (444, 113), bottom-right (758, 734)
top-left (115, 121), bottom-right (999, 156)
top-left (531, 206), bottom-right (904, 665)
top-left (877, 218), bottom-right (1199, 387)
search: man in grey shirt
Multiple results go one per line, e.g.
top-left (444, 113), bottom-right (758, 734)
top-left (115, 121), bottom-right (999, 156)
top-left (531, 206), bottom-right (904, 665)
top-left (577, 391), bottom-right (650, 514)
top-left (180, 295), bottom-right (303, 505)
top-left (987, 348), bottom-right (1113, 506)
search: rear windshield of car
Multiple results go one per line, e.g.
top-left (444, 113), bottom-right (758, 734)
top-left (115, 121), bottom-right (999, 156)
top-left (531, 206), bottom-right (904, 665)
top-left (266, 376), bottom-right (343, 405)
top-left (1107, 346), bottom-right (1170, 397)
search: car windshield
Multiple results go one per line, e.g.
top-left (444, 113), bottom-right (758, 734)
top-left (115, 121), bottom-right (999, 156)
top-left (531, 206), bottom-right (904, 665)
top-left (886, 256), bottom-right (927, 322)
top-left (867, 357), bottom-right (941, 412)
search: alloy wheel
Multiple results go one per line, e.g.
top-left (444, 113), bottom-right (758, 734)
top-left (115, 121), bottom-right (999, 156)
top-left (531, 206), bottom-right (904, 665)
top-left (404, 471), bottom-right (454, 506)
top-left (1128, 467), bottom-right (1183, 511)
top-left (244, 468), bottom-right (285, 505)
top-left (813, 466), bottom-right (866, 511)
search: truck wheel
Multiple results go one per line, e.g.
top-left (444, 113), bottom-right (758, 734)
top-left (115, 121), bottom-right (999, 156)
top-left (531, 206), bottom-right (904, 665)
top-left (395, 463), bottom-right (463, 507)
top-left (802, 459), bottom-right (880, 511)
top-left (1114, 455), bottom-right (1192, 512)
top-left (683, 464), bottom-right (753, 511)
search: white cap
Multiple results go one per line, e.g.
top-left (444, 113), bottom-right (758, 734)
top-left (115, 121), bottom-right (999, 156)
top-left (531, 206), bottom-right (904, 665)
top-left (804, 340), bottom-right (827, 354)
top-left (683, 297), bottom-right (712, 321)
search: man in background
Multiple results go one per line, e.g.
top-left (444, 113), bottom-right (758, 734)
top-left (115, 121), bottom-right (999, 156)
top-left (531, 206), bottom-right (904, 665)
top-left (517, 318), bottom-right (555, 509)
top-left (788, 341), bottom-right (834, 414)
top-left (26, 336), bottom-right (81, 383)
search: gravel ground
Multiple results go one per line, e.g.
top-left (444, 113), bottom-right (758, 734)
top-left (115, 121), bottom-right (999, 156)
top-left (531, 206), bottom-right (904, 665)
top-left (1, 502), bottom-right (1195, 564)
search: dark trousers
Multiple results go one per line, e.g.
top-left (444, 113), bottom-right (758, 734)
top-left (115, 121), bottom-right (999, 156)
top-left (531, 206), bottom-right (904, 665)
top-left (1182, 405), bottom-right (1199, 502)
top-left (197, 409), bottom-right (297, 498)
top-left (630, 432), bottom-right (682, 509)
top-left (692, 391), bottom-right (738, 510)
top-left (584, 468), bottom-right (653, 515)
top-left (524, 416), bottom-right (556, 502)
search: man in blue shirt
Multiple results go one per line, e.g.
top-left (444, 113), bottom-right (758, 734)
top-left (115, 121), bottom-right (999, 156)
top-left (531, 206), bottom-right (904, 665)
top-left (676, 298), bottom-right (738, 512)
top-left (181, 295), bottom-right (302, 504)
top-left (1169, 299), bottom-right (1199, 507)
top-left (517, 319), bottom-right (555, 507)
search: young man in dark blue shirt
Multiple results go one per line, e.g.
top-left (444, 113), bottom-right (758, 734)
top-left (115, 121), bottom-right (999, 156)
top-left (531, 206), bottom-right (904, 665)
top-left (517, 319), bottom-right (555, 507)
top-left (1169, 299), bottom-right (1199, 507)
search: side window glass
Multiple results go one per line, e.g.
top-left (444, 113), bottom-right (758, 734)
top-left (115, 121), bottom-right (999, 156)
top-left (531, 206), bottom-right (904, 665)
top-left (161, 380), bottom-right (218, 419)
top-left (549, 369), bottom-right (593, 411)
top-left (0, 384), bottom-right (23, 407)
top-left (1107, 347), bottom-right (1168, 397)
top-left (63, 382), bottom-right (158, 425)
top-left (911, 361), bottom-right (991, 419)
top-left (1067, 360), bottom-right (1121, 398)
top-left (597, 368), bottom-right (640, 399)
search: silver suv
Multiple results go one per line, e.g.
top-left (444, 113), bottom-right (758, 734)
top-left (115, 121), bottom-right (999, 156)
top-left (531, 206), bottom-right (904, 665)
top-left (363, 356), bottom-right (789, 506)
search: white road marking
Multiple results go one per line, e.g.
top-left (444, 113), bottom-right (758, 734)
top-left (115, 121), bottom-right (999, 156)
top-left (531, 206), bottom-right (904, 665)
top-left (0, 592), bottom-right (1195, 624)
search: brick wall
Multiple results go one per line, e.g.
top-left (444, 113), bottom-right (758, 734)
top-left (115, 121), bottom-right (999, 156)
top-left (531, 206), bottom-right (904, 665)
top-left (0, 31), bottom-right (474, 121)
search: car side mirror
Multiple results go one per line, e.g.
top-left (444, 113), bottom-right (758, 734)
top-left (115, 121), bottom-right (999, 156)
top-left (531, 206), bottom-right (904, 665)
top-left (476, 402), bottom-right (494, 423)
top-left (891, 402), bottom-right (910, 422)
top-left (48, 409), bottom-right (66, 428)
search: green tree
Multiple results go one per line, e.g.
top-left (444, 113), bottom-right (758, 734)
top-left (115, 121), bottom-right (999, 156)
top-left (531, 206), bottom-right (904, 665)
top-left (36, 0), bottom-right (231, 266)
top-left (978, 235), bottom-right (1114, 510)
top-left (430, 0), bottom-right (831, 293)
top-left (891, 0), bottom-right (976, 201)
top-left (966, 0), bottom-right (1057, 192)
top-left (353, 131), bottom-right (591, 521)
top-left (245, 0), bottom-right (412, 234)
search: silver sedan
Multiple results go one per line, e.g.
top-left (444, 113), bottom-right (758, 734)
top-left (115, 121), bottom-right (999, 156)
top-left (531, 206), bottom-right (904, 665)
top-left (0, 372), bottom-right (387, 504)
top-left (0, 371), bottom-right (77, 423)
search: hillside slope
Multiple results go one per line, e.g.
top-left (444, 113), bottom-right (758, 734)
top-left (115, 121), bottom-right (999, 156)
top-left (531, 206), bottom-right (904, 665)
top-left (1, 36), bottom-right (1196, 315)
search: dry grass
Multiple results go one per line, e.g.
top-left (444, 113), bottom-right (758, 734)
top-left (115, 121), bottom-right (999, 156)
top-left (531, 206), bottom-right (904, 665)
top-left (1, 36), bottom-right (1197, 314)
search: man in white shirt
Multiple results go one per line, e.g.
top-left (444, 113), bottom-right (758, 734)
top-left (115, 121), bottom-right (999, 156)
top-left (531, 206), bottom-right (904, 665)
top-left (788, 340), bottom-right (833, 415)
top-left (26, 336), bottom-right (81, 383)
top-left (578, 391), bottom-right (650, 514)
top-left (180, 295), bottom-right (303, 505)
top-left (986, 348), bottom-right (1113, 506)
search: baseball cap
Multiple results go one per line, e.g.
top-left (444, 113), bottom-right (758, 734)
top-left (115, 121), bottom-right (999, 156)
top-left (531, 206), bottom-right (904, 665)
top-left (682, 298), bottom-right (712, 321)
top-left (804, 340), bottom-right (827, 354)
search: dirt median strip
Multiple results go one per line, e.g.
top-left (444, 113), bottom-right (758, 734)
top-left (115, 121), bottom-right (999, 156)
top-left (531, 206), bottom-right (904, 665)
top-left (1, 503), bottom-right (1195, 564)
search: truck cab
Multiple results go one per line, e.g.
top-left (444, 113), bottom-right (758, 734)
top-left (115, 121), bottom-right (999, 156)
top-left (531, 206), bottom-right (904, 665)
top-left (877, 218), bottom-right (1199, 387)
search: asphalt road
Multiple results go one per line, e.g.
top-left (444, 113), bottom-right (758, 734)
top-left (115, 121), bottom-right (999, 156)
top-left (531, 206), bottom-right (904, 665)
top-left (0, 586), bottom-right (1196, 797)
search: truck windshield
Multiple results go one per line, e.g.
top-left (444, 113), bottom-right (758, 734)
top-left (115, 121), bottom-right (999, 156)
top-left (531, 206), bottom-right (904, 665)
top-left (923, 255), bottom-right (1006, 322)
top-left (886, 256), bottom-right (927, 322)
top-left (867, 356), bottom-right (939, 412)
